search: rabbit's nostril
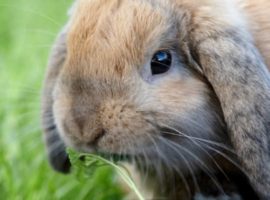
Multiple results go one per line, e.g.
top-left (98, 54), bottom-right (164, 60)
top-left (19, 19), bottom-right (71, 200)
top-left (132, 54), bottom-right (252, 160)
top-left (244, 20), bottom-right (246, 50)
top-left (89, 129), bottom-right (106, 146)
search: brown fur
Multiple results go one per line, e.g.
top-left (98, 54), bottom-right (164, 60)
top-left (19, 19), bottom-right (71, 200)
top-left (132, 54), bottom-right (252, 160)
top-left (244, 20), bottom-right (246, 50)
top-left (241, 0), bottom-right (270, 69)
top-left (42, 0), bottom-right (270, 199)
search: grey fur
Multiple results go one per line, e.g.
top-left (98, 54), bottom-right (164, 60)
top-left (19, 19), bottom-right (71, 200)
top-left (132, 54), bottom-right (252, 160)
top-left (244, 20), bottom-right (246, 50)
top-left (190, 27), bottom-right (270, 199)
top-left (41, 30), bottom-right (71, 173)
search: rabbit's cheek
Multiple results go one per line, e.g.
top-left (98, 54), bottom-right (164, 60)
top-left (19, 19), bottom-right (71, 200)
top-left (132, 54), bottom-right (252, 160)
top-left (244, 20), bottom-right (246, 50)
top-left (52, 91), bottom-right (78, 148)
top-left (153, 79), bottom-right (207, 115)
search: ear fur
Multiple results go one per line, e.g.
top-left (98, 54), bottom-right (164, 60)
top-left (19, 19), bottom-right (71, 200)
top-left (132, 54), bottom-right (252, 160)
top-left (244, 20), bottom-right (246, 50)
top-left (185, 2), bottom-right (270, 199)
top-left (41, 29), bottom-right (71, 173)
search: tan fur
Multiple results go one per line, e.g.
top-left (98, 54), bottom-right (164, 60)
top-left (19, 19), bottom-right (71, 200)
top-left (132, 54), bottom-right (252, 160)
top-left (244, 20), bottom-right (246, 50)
top-left (42, 0), bottom-right (270, 199)
top-left (67, 0), bottom-right (168, 76)
top-left (241, 0), bottom-right (270, 69)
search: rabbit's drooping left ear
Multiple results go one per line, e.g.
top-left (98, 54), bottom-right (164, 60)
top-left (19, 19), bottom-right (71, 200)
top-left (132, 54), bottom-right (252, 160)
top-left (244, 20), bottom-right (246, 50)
top-left (41, 30), bottom-right (71, 173)
top-left (183, 1), bottom-right (270, 199)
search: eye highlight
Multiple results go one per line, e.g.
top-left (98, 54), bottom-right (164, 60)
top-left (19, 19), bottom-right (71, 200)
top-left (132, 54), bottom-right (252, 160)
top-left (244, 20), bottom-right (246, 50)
top-left (151, 51), bottom-right (172, 75)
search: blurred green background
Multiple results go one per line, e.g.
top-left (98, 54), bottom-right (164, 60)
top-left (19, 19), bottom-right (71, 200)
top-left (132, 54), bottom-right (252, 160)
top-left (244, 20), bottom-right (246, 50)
top-left (0, 0), bottom-right (123, 199)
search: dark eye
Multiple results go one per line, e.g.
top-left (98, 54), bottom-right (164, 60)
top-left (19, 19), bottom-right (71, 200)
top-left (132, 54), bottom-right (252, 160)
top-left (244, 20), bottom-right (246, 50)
top-left (151, 51), bottom-right (172, 75)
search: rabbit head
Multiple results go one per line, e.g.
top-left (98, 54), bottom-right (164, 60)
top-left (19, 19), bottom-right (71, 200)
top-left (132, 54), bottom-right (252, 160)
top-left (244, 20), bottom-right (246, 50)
top-left (50, 0), bottom-right (228, 173)
top-left (42, 0), bottom-right (270, 198)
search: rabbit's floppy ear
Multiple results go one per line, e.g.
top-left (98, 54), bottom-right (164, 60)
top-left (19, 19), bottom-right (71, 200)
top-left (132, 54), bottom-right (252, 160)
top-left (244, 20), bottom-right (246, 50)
top-left (183, 4), bottom-right (270, 199)
top-left (41, 29), bottom-right (71, 174)
top-left (41, 1), bottom-right (80, 173)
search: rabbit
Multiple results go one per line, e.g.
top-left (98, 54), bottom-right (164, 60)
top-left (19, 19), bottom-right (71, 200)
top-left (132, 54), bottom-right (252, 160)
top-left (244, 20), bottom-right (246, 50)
top-left (41, 0), bottom-right (270, 199)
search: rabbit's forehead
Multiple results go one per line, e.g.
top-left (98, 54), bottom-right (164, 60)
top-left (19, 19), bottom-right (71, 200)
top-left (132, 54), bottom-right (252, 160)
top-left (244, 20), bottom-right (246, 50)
top-left (66, 0), bottom-right (175, 77)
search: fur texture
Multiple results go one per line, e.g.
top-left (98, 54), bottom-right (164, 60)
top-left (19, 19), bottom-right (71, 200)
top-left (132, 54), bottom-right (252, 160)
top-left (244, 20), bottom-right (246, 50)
top-left (41, 0), bottom-right (270, 199)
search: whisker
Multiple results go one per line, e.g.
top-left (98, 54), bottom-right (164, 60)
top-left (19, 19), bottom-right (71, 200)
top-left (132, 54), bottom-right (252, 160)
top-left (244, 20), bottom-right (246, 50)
top-left (0, 4), bottom-right (63, 26)
top-left (157, 136), bottom-right (225, 195)
top-left (161, 125), bottom-right (236, 155)
top-left (23, 29), bottom-right (59, 37)
top-left (146, 135), bottom-right (176, 195)
top-left (162, 131), bottom-right (230, 181)
top-left (202, 144), bottom-right (247, 175)
top-left (160, 126), bottom-right (245, 176)
top-left (156, 138), bottom-right (198, 196)
top-left (154, 135), bottom-right (199, 194)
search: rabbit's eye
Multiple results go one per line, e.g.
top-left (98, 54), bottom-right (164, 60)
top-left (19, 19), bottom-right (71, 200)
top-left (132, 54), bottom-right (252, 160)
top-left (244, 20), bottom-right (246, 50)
top-left (151, 51), bottom-right (172, 75)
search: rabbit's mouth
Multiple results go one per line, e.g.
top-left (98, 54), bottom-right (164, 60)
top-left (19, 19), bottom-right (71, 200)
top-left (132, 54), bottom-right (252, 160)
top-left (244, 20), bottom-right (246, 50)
top-left (79, 152), bottom-right (133, 163)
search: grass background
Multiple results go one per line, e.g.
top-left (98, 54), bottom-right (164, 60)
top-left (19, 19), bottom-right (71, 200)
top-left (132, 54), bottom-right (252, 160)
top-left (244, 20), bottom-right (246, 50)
top-left (0, 0), bottom-right (124, 199)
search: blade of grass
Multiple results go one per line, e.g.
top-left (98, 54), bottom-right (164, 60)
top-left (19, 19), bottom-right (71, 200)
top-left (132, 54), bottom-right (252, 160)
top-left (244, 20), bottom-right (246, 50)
top-left (67, 149), bottom-right (145, 200)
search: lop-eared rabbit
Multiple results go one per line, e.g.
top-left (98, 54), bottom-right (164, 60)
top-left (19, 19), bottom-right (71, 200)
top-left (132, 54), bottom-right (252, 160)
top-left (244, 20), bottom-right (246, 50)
top-left (42, 0), bottom-right (270, 199)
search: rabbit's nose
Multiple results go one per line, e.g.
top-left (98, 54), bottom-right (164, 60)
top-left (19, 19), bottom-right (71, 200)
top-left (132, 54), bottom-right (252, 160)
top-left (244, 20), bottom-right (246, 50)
top-left (61, 104), bottom-right (106, 146)
top-left (74, 117), bottom-right (106, 146)
top-left (87, 128), bottom-right (106, 146)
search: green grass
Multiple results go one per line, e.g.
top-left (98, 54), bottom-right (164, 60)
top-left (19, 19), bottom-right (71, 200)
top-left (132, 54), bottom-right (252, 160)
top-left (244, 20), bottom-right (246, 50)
top-left (68, 150), bottom-right (145, 200)
top-left (0, 0), bottom-right (124, 199)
